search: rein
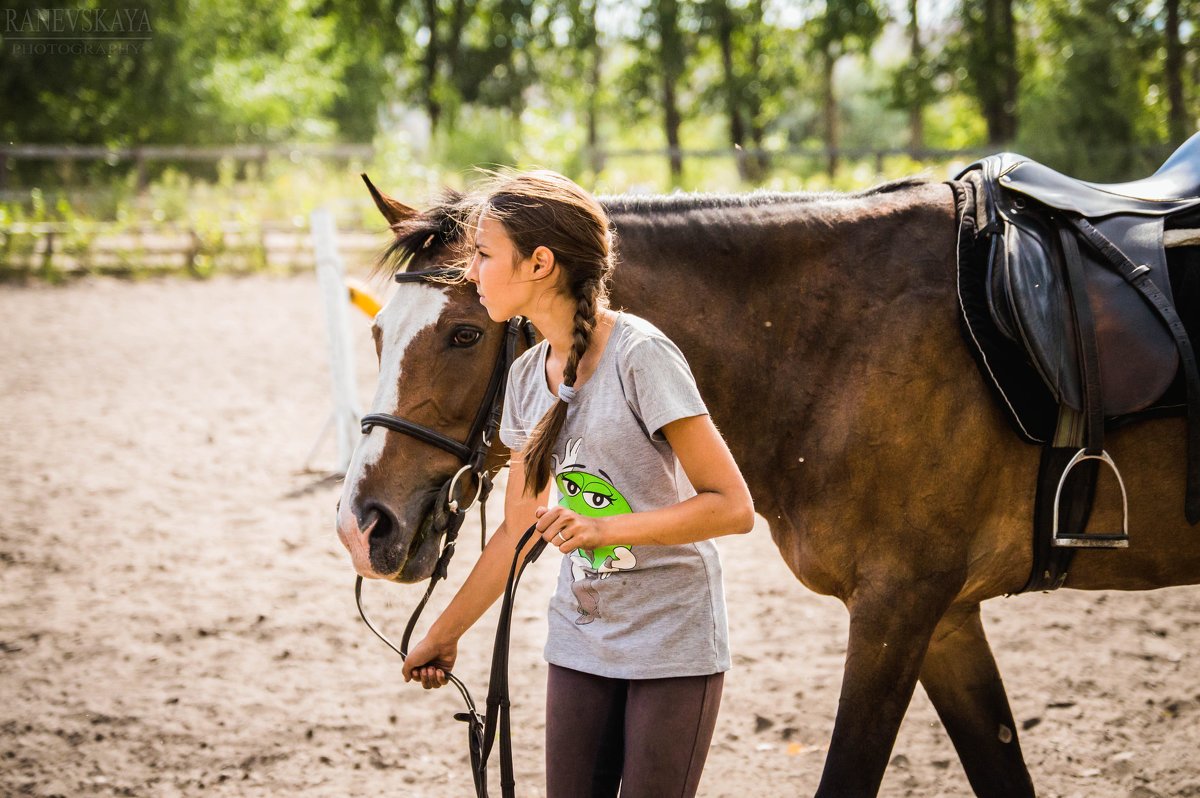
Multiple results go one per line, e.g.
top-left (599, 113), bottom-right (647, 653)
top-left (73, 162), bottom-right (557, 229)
top-left (354, 524), bottom-right (547, 798)
top-left (353, 267), bottom-right (542, 797)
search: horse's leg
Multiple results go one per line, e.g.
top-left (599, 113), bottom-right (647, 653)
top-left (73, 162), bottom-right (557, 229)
top-left (919, 603), bottom-right (1035, 798)
top-left (815, 578), bottom-right (954, 797)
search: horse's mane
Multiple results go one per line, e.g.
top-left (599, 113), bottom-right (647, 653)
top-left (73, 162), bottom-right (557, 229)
top-left (598, 176), bottom-right (929, 215)
top-left (375, 176), bottom-right (931, 276)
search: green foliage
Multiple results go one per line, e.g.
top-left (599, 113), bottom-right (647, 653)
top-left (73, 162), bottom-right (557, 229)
top-left (952, 0), bottom-right (1028, 146)
top-left (806, 0), bottom-right (886, 60)
top-left (2, 0), bottom-right (1198, 273)
top-left (1017, 0), bottom-right (1156, 179)
top-left (0, 0), bottom-right (363, 148)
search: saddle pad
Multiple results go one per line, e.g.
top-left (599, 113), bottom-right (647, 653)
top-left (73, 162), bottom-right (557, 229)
top-left (952, 173), bottom-right (1059, 444)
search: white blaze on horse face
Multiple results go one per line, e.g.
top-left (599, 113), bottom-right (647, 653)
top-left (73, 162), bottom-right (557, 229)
top-left (342, 284), bottom-right (450, 503)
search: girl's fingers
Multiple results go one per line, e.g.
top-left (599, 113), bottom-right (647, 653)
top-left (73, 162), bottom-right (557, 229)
top-left (418, 667), bottom-right (445, 689)
top-left (541, 517), bottom-right (566, 542)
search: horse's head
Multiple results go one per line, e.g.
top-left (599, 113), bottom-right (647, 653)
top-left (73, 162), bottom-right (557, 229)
top-left (336, 175), bottom-right (517, 582)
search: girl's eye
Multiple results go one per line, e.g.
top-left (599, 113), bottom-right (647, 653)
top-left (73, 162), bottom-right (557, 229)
top-left (561, 478), bottom-right (581, 497)
top-left (583, 491), bottom-right (613, 509)
top-left (452, 328), bottom-right (482, 347)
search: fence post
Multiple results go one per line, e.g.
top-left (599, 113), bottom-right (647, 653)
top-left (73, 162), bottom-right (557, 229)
top-left (41, 230), bottom-right (55, 280)
top-left (135, 147), bottom-right (147, 193)
top-left (310, 207), bottom-right (361, 475)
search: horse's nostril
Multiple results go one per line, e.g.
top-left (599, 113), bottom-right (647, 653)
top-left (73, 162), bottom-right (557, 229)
top-left (365, 506), bottom-right (395, 544)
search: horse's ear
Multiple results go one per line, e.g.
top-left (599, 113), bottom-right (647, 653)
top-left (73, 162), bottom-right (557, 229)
top-left (361, 173), bottom-right (419, 227)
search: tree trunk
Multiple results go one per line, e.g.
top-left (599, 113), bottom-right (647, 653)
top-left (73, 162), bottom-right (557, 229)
top-left (587, 30), bottom-right (604, 175)
top-left (823, 47), bottom-right (838, 178)
top-left (908, 0), bottom-right (924, 155)
top-left (747, 2), bottom-right (770, 180)
top-left (715, 0), bottom-right (748, 180)
top-left (1165, 0), bottom-right (1187, 143)
top-left (966, 0), bottom-right (1018, 146)
top-left (422, 0), bottom-right (441, 135)
top-left (658, 0), bottom-right (685, 181)
top-left (442, 0), bottom-right (469, 134)
top-left (664, 74), bottom-right (683, 181)
top-left (980, 0), bottom-right (1019, 145)
top-left (999, 0), bottom-right (1017, 143)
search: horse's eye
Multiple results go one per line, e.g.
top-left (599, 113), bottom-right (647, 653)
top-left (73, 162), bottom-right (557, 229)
top-left (452, 328), bottom-right (482, 347)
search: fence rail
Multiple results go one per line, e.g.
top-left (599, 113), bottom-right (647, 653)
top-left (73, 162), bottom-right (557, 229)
top-left (0, 143), bottom-right (377, 191)
top-left (0, 219), bottom-right (386, 280)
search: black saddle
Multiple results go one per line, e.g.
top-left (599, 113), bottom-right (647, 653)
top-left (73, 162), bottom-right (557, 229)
top-left (995, 133), bottom-right (1200, 217)
top-left (975, 147), bottom-right (1200, 416)
top-left (955, 132), bottom-right (1200, 588)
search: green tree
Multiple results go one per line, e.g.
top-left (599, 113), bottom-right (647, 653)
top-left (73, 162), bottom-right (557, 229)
top-left (543, 0), bottom-right (605, 173)
top-left (0, 0), bottom-right (352, 147)
top-left (1018, 0), bottom-right (1151, 179)
top-left (1162, 0), bottom-right (1195, 144)
top-left (888, 0), bottom-right (940, 153)
top-left (616, 0), bottom-right (691, 182)
top-left (957, 0), bottom-right (1019, 145)
top-left (806, 0), bottom-right (886, 176)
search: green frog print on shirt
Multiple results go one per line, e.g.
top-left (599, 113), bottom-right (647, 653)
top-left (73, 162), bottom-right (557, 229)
top-left (552, 437), bottom-right (636, 625)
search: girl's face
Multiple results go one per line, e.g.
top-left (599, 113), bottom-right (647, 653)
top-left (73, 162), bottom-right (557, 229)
top-left (464, 211), bottom-right (541, 322)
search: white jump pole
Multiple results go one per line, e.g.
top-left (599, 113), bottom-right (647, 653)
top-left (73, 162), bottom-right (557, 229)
top-left (310, 207), bottom-right (361, 475)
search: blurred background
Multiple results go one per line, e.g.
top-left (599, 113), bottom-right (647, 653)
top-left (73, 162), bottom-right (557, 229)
top-left (0, 0), bottom-right (1197, 279)
top-left (4, 5), bottom-right (1200, 797)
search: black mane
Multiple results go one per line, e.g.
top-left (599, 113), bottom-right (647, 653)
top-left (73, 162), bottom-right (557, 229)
top-left (598, 177), bottom-right (929, 216)
top-left (377, 176), bottom-right (931, 275)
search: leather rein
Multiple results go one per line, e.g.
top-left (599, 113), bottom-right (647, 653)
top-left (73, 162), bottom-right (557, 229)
top-left (353, 267), bottom-right (545, 797)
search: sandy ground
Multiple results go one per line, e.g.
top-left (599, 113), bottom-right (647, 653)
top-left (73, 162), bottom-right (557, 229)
top-left (1, 273), bottom-right (1198, 798)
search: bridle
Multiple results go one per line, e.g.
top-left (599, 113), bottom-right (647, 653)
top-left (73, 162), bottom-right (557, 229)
top-left (360, 267), bottom-right (537, 542)
top-left (353, 266), bottom-right (544, 798)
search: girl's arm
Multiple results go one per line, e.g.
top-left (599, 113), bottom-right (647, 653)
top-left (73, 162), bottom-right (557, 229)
top-left (535, 413), bottom-right (755, 551)
top-left (403, 450), bottom-right (550, 688)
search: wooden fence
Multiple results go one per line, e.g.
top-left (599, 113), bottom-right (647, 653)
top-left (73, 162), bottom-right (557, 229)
top-left (0, 219), bottom-right (385, 280)
top-left (0, 143), bottom-right (376, 192)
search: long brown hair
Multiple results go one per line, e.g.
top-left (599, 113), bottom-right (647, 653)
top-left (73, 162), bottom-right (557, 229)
top-left (465, 169), bottom-right (616, 497)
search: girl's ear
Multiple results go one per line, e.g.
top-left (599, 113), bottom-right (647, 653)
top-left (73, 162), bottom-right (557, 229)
top-left (530, 245), bottom-right (556, 277)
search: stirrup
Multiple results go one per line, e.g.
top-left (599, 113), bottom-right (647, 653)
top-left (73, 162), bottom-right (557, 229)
top-left (1052, 449), bottom-right (1130, 548)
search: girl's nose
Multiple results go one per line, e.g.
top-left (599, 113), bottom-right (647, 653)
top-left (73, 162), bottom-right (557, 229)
top-left (464, 254), bottom-right (480, 282)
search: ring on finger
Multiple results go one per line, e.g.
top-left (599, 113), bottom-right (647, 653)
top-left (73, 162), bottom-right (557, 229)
top-left (555, 531), bottom-right (566, 543)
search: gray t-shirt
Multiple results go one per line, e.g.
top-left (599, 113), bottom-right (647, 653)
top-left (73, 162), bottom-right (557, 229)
top-left (500, 311), bottom-right (731, 679)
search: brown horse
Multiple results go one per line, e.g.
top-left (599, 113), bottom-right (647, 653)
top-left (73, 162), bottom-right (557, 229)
top-left (335, 176), bottom-right (1200, 797)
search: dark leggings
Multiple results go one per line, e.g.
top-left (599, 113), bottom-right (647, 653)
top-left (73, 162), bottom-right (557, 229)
top-left (544, 663), bottom-right (725, 798)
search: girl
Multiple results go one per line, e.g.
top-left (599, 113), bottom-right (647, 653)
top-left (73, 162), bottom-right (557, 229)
top-left (402, 169), bottom-right (754, 798)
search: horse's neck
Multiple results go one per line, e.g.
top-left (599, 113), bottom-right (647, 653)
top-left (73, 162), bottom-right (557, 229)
top-left (603, 184), bottom-right (956, 517)
top-left (606, 202), bottom-right (872, 377)
top-left (607, 185), bottom-right (952, 370)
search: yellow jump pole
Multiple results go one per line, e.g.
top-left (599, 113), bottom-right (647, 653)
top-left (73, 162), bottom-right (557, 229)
top-left (345, 277), bottom-right (381, 318)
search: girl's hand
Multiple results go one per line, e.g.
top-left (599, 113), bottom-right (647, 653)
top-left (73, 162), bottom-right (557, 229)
top-left (402, 634), bottom-right (458, 690)
top-left (535, 505), bottom-right (606, 554)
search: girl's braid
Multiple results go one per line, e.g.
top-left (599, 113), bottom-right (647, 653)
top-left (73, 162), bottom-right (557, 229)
top-left (563, 280), bottom-right (599, 390)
